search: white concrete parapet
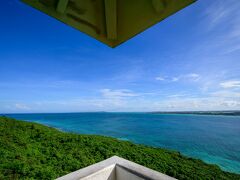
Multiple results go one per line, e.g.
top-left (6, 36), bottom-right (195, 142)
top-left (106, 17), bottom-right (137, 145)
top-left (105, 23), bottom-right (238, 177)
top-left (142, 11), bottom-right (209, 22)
top-left (57, 156), bottom-right (176, 180)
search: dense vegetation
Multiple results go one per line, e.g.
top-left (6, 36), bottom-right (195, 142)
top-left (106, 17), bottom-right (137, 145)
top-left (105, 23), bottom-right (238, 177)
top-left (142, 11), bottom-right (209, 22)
top-left (0, 117), bottom-right (239, 180)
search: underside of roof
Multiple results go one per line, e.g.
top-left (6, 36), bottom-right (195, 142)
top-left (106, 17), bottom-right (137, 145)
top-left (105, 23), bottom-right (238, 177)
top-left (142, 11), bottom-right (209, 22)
top-left (21, 0), bottom-right (196, 47)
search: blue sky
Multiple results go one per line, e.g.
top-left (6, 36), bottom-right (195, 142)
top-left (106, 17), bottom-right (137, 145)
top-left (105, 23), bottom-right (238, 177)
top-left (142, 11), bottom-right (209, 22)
top-left (0, 0), bottom-right (240, 113)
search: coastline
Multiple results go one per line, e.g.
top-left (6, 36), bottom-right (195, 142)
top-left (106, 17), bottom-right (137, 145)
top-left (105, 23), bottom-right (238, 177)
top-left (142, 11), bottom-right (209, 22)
top-left (151, 110), bottom-right (240, 116)
top-left (3, 112), bottom-right (240, 174)
top-left (0, 116), bottom-right (239, 179)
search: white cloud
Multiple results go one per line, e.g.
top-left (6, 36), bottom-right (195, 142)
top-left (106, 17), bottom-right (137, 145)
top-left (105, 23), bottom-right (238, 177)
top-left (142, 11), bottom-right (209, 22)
top-left (211, 91), bottom-right (240, 98)
top-left (155, 73), bottom-right (200, 82)
top-left (155, 76), bottom-right (165, 81)
top-left (204, 0), bottom-right (240, 54)
top-left (2, 91), bottom-right (240, 113)
top-left (205, 1), bottom-right (234, 30)
top-left (172, 77), bottom-right (179, 82)
top-left (172, 73), bottom-right (200, 82)
top-left (220, 80), bottom-right (240, 88)
top-left (153, 97), bottom-right (240, 111)
top-left (219, 100), bottom-right (240, 108)
top-left (100, 89), bottom-right (139, 99)
top-left (186, 73), bottom-right (200, 81)
top-left (15, 103), bottom-right (30, 110)
top-left (167, 94), bottom-right (188, 98)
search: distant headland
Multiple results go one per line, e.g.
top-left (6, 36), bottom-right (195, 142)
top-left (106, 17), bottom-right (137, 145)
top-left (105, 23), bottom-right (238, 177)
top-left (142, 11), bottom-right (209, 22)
top-left (151, 110), bottom-right (240, 116)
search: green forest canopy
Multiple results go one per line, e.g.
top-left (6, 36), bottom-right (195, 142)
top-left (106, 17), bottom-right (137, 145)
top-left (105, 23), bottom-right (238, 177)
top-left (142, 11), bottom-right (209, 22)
top-left (0, 116), bottom-right (239, 180)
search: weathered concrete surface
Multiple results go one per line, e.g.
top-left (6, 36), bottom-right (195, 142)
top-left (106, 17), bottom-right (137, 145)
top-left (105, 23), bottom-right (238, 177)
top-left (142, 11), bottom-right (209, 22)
top-left (57, 156), bottom-right (176, 180)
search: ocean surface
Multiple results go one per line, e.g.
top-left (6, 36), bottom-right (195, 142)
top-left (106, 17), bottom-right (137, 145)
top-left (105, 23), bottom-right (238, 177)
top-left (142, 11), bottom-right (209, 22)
top-left (4, 112), bottom-right (240, 174)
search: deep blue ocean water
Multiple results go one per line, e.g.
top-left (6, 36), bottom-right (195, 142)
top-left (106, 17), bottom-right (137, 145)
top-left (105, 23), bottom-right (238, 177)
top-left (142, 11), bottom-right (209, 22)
top-left (4, 112), bottom-right (240, 174)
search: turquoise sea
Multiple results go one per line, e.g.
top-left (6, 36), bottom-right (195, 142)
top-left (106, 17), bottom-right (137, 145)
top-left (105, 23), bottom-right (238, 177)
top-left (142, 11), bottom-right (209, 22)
top-left (4, 113), bottom-right (240, 174)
